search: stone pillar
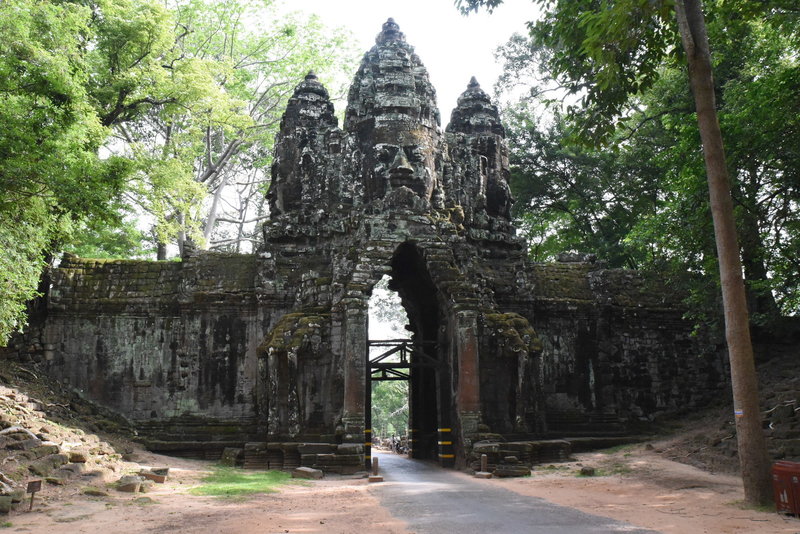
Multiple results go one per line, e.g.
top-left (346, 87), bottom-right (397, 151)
top-left (341, 298), bottom-right (367, 440)
top-left (454, 309), bottom-right (481, 436)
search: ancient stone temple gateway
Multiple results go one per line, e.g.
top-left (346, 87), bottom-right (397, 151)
top-left (17, 19), bottom-right (727, 472)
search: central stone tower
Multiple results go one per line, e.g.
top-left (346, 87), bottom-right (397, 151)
top-left (259, 18), bottom-right (541, 467)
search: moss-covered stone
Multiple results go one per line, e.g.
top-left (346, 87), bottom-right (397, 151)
top-left (483, 312), bottom-right (543, 355)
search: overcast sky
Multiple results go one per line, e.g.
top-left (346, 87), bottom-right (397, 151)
top-left (281, 0), bottom-right (539, 124)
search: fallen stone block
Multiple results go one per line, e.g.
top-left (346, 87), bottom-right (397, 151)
top-left (291, 466), bottom-right (323, 480)
top-left (151, 467), bottom-right (170, 476)
top-left (474, 471), bottom-right (493, 479)
top-left (8, 438), bottom-right (43, 451)
top-left (59, 463), bottom-right (85, 476)
top-left (139, 470), bottom-right (167, 483)
top-left (116, 475), bottom-right (144, 493)
top-left (31, 444), bottom-right (60, 458)
top-left (493, 465), bottom-right (531, 477)
top-left (83, 487), bottom-right (110, 497)
top-left (580, 466), bottom-right (596, 477)
top-left (336, 443), bottom-right (363, 455)
top-left (68, 450), bottom-right (89, 463)
top-left (29, 453), bottom-right (69, 476)
top-left (9, 489), bottom-right (24, 503)
top-left (472, 441), bottom-right (501, 455)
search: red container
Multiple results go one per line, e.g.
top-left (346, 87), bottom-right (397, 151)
top-left (772, 460), bottom-right (800, 514)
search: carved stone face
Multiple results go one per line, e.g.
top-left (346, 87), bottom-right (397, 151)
top-left (369, 128), bottom-right (438, 201)
top-left (373, 142), bottom-right (435, 198)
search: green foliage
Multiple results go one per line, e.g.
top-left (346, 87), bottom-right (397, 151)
top-left (189, 467), bottom-right (293, 498)
top-left (109, 0), bottom-right (358, 251)
top-left (371, 380), bottom-right (408, 439)
top-left (0, 0), bottom-right (357, 342)
top-left (491, 0), bottom-right (800, 323)
top-left (63, 216), bottom-right (152, 259)
top-left (506, 103), bottom-right (662, 268)
top-left (0, 0), bottom-right (134, 343)
top-left (0, 202), bottom-right (51, 345)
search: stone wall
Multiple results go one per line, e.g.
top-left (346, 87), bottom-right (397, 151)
top-left (30, 252), bottom-right (265, 447)
top-left (508, 262), bottom-right (728, 435)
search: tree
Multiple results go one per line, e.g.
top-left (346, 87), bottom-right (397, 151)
top-left (674, 0), bottom-right (771, 505)
top-left (371, 381), bottom-right (409, 439)
top-left (111, 0), bottom-right (357, 255)
top-left (456, 0), bottom-right (774, 505)
top-left (500, 12), bottom-right (800, 323)
top-left (0, 0), bottom-right (357, 342)
top-left (0, 0), bottom-right (134, 343)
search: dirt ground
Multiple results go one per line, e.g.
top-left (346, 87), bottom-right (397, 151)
top-left (2, 444), bottom-right (798, 534)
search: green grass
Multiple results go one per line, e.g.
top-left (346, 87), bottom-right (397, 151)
top-left (0, 522), bottom-right (11, 528)
top-left (189, 467), bottom-right (294, 499)
top-left (729, 500), bottom-right (776, 513)
top-left (598, 444), bottom-right (637, 455)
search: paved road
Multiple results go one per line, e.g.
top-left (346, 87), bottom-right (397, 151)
top-left (370, 452), bottom-right (659, 534)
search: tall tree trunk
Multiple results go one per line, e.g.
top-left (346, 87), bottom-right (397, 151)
top-left (675, 0), bottom-right (772, 506)
top-left (203, 173), bottom-right (230, 245)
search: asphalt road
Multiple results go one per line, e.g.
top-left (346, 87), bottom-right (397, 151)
top-left (370, 452), bottom-right (660, 534)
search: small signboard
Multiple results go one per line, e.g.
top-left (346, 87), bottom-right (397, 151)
top-left (27, 479), bottom-right (42, 510)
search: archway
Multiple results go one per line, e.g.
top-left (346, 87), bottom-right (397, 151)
top-left (366, 242), bottom-right (453, 466)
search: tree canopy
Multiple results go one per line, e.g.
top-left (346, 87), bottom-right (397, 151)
top-left (477, 0), bottom-right (799, 323)
top-left (0, 0), bottom-right (355, 344)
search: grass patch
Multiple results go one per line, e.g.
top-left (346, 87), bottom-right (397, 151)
top-left (189, 467), bottom-right (294, 499)
top-left (728, 500), bottom-right (776, 513)
top-left (575, 464), bottom-right (633, 477)
top-left (0, 522), bottom-right (11, 528)
top-left (598, 444), bottom-right (637, 455)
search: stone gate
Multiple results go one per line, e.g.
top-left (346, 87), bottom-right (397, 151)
top-left (10, 19), bottom-right (728, 472)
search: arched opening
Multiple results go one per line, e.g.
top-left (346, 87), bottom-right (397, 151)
top-left (366, 242), bottom-right (452, 465)
top-left (368, 275), bottom-right (410, 448)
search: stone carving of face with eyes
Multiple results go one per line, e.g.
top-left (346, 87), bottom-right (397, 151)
top-left (373, 142), bottom-right (434, 198)
top-left (370, 127), bottom-right (439, 203)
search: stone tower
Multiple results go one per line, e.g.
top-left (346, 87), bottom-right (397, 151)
top-left (14, 19), bottom-right (726, 473)
top-left (259, 18), bottom-right (542, 466)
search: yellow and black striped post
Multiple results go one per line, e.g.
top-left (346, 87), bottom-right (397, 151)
top-left (438, 428), bottom-right (454, 467)
top-left (364, 428), bottom-right (372, 471)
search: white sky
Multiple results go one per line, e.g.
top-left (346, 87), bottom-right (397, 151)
top-left (281, 0), bottom-right (539, 124)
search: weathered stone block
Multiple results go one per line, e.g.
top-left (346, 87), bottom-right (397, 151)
top-left (493, 465), bottom-right (531, 477)
top-left (298, 443), bottom-right (335, 455)
top-left (68, 450), bottom-right (89, 463)
top-left (336, 443), bottom-right (363, 455)
top-left (291, 467), bottom-right (323, 480)
top-left (116, 475), bottom-right (144, 492)
top-left (139, 471), bottom-right (167, 483)
top-left (30, 444), bottom-right (60, 459)
top-left (28, 454), bottom-right (68, 477)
